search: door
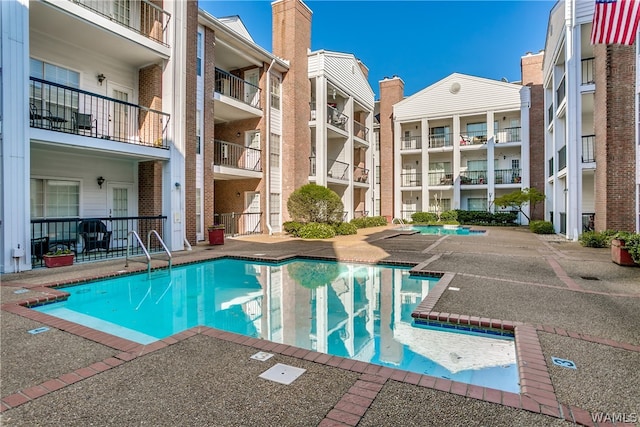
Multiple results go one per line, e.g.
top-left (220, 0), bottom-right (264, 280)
top-left (244, 192), bottom-right (260, 234)
top-left (403, 163), bottom-right (416, 186)
top-left (244, 68), bottom-right (260, 107)
top-left (245, 131), bottom-right (261, 171)
top-left (110, 85), bottom-right (133, 142)
top-left (107, 183), bottom-right (135, 249)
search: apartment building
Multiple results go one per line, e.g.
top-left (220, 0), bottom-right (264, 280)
top-left (379, 74), bottom-right (532, 222)
top-left (543, 0), bottom-right (639, 238)
top-left (1, 0), bottom-right (191, 273)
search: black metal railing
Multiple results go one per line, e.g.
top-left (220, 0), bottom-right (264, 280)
top-left (428, 133), bottom-right (452, 148)
top-left (494, 169), bottom-right (522, 184)
top-left (581, 58), bottom-right (595, 85)
top-left (556, 76), bottom-right (566, 105)
top-left (30, 215), bottom-right (167, 268)
top-left (70, 0), bottom-right (171, 47)
top-left (558, 145), bottom-right (567, 171)
top-left (401, 136), bottom-right (422, 150)
top-left (460, 170), bottom-right (487, 185)
top-left (401, 172), bottom-right (422, 187)
top-left (214, 139), bottom-right (262, 171)
top-left (495, 127), bottom-right (521, 143)
top-left (460, 130), bottom-right (487, 145)
top-left (582, 134), bottom-right (595, 162)
top-left (29, 77), bottom-right (170, 149)
top-left (214, 68), bottom-right (261, 109)
top-left (353, 121), bottom-right (369, 140)
top-left (327, 159), bottom-right (349, 181)
top-left (213, 212), bottom-right (262, 236)
top-left (353, 165), bottom-right (369, 183)
top-left (548, 158), bottom-right (554, 177)
top-left (327, 104), bottom-right (348, 130)
top-left (428, 171), bottom-right (453, 186)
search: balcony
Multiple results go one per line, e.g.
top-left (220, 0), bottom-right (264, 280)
top-left (309, 157), bottom-right (317, 176)
top-left (213, 140), bottom-right (262, 176)
top-left (460, 131), bottom-right (487, 145)
top-left (428, 133), bottom-right (452, 148)
top-left (428, 171), bottom-right (453, 186)
top-left (460, 170), bottom-right (487, 185)
top-left (214, 68), bottom-right (262, 123)
top-left (401, 136), bottom-right (422, 150)
top-left (556, 76), bottom-right (566, 106)
top-left (327, 104), bottom-right (348, 131)
top-left (401, 172), bottom-right (422, 187)
top-left (548, 158), bottom-right (554, 177)
top-left (494, 169), bottom-right (522, 184)
top-left (353, 165), bottom-right (369, 184)
top-left (582, 135), bottom-right (595, 163)
top-left (327, 159), bottom-right (350, 181)
top-left (558, 145), bottom-right (567, 171)
top-left (581, 58), bottom-right (595, 85)
top-left (213, 212), bottom-right (262, 236)
top-left (353, 121), bottom-right (369, 141)
top-left (29, 77), bottom-right (169, 149)
top-left (548, 104), bottom-right (554, 126)
top-left (495, 127), bottom-right (521, 143)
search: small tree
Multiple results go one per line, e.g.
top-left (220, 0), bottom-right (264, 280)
top-left (493, 188), bottom-right (545, 222)
top-left (287, 184), bottom-right (344, 224)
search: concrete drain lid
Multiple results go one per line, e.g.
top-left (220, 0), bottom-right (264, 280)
top-left (13, 289), bottom-right (29, 294)
top-left (580, 276), bottom-right (599, 281)
top-left (251, 351), bottom-right (274, 361)
top-left (551, 357), bottom-right (577, 369)
top-left (259, 363), bottom-right (306, 385)
top-left (28, 327), bottom-right (50, 335)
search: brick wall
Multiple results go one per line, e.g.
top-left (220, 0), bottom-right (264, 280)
top-left (594, 44), bottom-right (637, 232)
top-left (521, 52), bottom-right (545, 220)
top-left (272, 0), bottom-right (311, 221)
top-left (203, 27), bottom-right (216, 230)
top-left (379, 77), bottom-right (404, 221)
top-left (184, 0), bottom-right (198, 244)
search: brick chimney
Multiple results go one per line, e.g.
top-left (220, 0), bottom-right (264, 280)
top-left (378, 76), bottom-right (404, 221)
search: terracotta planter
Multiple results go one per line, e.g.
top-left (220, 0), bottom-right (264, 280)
top-left (611, 239), bottom-right (636, 266)
top-left (43, 254), bottom-right (74, 268)
top-left (208, 227), bottom-right (225, 245)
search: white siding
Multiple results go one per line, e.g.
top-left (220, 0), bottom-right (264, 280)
top-left (394, 74), bottom-right (522, 121)
top-left (543, 1), bottom-right (568, 74)
top-left (309, 51), bottom-right (374, 109)
top-left (575, 0), bottom-right (595, 22)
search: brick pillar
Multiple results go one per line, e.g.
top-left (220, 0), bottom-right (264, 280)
top-left (521, 52), bottom-right (545, 220)
top-left (203, 27), bottom-right (216, 228)
top-left (379, 77), bottom-right (404, 221)
top-left (272, 0), bottom-right (311, 220)
top-left (594, 44), bottom-right (636, 232)
top-left (184, 0), bottom-right (198, 244)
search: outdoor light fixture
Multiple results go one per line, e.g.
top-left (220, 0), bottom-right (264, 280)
top-left (236, 191), bottom-right (241, 197)
top-left (97, 176), bottom-right (105, 188)
top-left (236, 132), bottom-right (241, 137)
top-left (97, 73), bottom-right (106, 86)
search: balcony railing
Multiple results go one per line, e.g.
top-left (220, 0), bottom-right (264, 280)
top-left (30, 215), bottom-right (167, 268)
top-left (556, 76), bottom-right (566, 105)
top-left (213, 212), bottom-right (262, 236)
top-left (29, 77), bottom-right (169, 148)
top-left (581, 58), bottom-right (595, 85)
top-left (401, 172), bottom-right (422, 187)
top-left (460, 130), bottom-right (487, 145)
top-left (214, 68), bottom-right (261, 109)
top-left (558, 145), bottom-right (567, 171)
top-left (495, 127), bottom-right (521, 143)
top-left (353, 121), bottom-right (369, 140)
top-left (494, 169), bottom-right (522, 184)
top-left (327, 104), bottom-right (348, 130)
top-left (401, 136), bottom-right (422, 150)
top-left (214, 140), bottom-right (262, 171)
top-left (548, 158), bottom-right (554, 177)
top-left (582, 134), bottom-right (595, 162)
top-left (328, 159), bottom-right (349, 181)
top-left (428, 171), bottom-right (453, 186)
top-left (70, 0), bottom-right (171, 47)
top-left (460, 170), bottom-right (487, 185)
top-left (353, 165), bottom-right (369, 183)
top-left (401, 210), bottom-right (417, 221)
top-left (428, 133), bottom-right (452, 148)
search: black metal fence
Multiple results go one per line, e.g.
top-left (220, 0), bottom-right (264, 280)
top-left (213, 212), bottom-right (262, 236)
top-left (30, 216), bottom-right (167, 268)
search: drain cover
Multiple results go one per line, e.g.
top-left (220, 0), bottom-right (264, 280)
top-left (259, 363), bottom-right (306, 385)
top-left (551, 357), bottom-right (576, 369)
top-left (251, 351), bottom-right (274, 361)
top-left (580, 276), bottom-right (599, 281)
top-left (13, 289), bottom-right (29, 294)
top-left (28, 327), bottom-right (50, 335)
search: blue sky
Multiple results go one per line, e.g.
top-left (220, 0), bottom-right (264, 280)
top-left (200, 1), bottom-right (554, 98)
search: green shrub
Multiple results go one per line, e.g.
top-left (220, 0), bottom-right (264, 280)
top-left (579, 231), bottom-right (609, 248)
top-left (333, 222), bottom-right (358, 236)
top-left (283, 221), bottom-right (304, 237)
top-left (614, 232), bottom-right (640, 264)
top-left (350, 216), bottom-right (388, 229)
top-left (529, 220), bottom-right (554, 234)
top-left (454, 210), bottom-right (517, 225)
top-left (411, 212), bottom-right (437, 223)
top-left (439, 210), bottom-right (458, 222)
top-left (298, 222), bottom-right (336, 239)
top-left (493, 212), bottom-right (518, 224)
top-left (287, 184), bottom-right (344, 224)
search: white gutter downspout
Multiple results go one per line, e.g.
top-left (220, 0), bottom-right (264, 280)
top-left (265, 59), bottom-right (276, 235)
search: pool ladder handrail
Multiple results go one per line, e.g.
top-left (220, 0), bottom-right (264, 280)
top-left (392, 217), bottom-right (408, 230)
top-left (148, 229), bottom-right (172, 271)
top-left (125, 230), bottom-right (172, 275)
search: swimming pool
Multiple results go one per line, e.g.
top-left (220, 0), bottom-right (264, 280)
top-left (404, 225), bottom-right (486, 235)
top-left (34, 258), bottom-right (518, 392)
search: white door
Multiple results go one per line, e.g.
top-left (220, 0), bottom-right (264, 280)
top-left (403, 163), bottom-right (416, 186)
top-left (107, 183), bottom-right (135, 249)
top-left (402, 198), bottom-right (416, 221)
top-left (110, 84), bottom-right (133, 143)
top-left (245, 131), bottom-right (261, 171)
top-left (244, 192), bottom-right (260, 234)
top-left (244, 68), bottom-right (260, 107)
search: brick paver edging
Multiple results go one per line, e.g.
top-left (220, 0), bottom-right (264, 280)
top-left (535, 324), bottom-right (640, 353)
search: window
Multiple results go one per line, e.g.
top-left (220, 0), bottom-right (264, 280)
top-left (467, 160), bottom-right (487, 171)
top-left (270, 76), bottom-right (281, 110)
top-left (511, 159), bottom-right (520, 171)
top-left (195, 188), bottom-right (202, 235)
top-left (466, 122), bottom-right (486, 135)
top-left (30, 58), bottom-right (80, 120)
top-left (468, 198), bottom-right (487, 212)
top-left (376, 165), bottom-right (380, 184)
top-left (196, 109), bottom-right (201, 154)
top-left (270, 133), bottom-right (281, 167)
top-left (270, 193), bottom-right (280, 227)
top-left (196, 32), bottom-right (203, 76)
top-left (375, 130), bottom-right (380, 151)
top-left (429, 126), bottom-right (450, 146)
top-left (30, 178), bottom-right (80, 218)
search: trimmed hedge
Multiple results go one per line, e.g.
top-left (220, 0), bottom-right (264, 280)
top-left (350, 216), bottom-right (388, 229)
top-left (298, 222), bottom-right (336, 239)
top-left (579, 231), bottom-right (610, 248)
top-left (283, 221), bottom-right (304, 237)
top-left (454, 210), bottom-right (518, 226)
top-left (333, 222), bottom-right (358, 235)
top-left (529, 220), bottom-right (554, 234)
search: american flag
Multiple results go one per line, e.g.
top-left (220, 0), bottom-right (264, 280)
top-left (591, 0), bottom-right (640, 45)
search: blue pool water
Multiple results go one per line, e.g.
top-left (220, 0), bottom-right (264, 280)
top-left (405, 225), bottom-right (485, 235)
top-left (34, 258), bottom-right (518, 392)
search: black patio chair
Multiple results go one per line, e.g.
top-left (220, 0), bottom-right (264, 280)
top-left (79, 220), bottom-right (112, 254)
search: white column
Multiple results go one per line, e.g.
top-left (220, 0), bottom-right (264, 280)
top-left (520, 86), bottom-right (532, 223)
top-left (420, 118), bottom-right (429, 211)
top-left (393, 120), bottom-right (402, 219)
top-left (452, 114), bottom-right (461, 209)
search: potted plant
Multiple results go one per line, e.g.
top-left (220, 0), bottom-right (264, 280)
top-left (208, 225), bottom-right (225, 245)
top-left (43, 248), bottom-right (74, 268)
top-left (611, 232), bottom-right (640, 266)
